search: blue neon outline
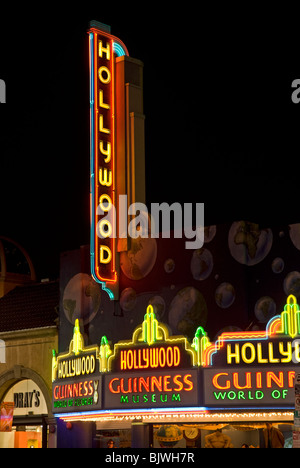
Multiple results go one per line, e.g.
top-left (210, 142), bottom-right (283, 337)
top-left (208, 314), bottom-right (283, 366)
top-left (54, 404), bottom-right (294, 419)
top-left (54, 406), bottom-right (207, 419)
top-left (89, 32), bottom-right (114, 300)
top-left (113, 41), bottom-right (126, 57)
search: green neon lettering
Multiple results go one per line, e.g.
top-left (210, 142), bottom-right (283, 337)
top-left (172, 393), bottom-right (181, 402)
top-left (213, 391), bottom-right (227, 400)
top-left (272, 390), bottom-right (281, 399)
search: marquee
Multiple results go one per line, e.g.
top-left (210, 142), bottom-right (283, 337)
top-left (53, 295), bottom-right (300, 416)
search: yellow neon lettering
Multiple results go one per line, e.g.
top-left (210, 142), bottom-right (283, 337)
top-left (98, 40), bottom-right (111, 60)
top-left (99, 194), bottom-right (112, 212)
top-left (150, 348), bottom-right (159, 368)
top-left (99, 114), bottom-right (110, 134)
top-left (279, 341), bottom-right (292, 363)
top-left (98, 219), bottom-right (112, 238)
top-left (99, 245), bottom-right (112, 264)
top-left (174, 346), bottom-right (180, 366)
top-left (227, 344), bottom-right (240, 364)
top-left (126, 350), bottom-right (133, 369)
top-left (166, 347), bottom-right (173, 366)
top-left (98, 66), bottom-right (111, 84)
top-left (120, 351), bottom-right (126, 370)
top-left (99, 89), bottom-right (110, 109)
top-left (99, 167), bottom-right (112, 187)
top-left (99, 140), bottom-right (111, 163)
top-left (158, 348), bottom-right (165, 367)
top-left (268, 342), bottom-right (279, 363)
top-left (257, 343), bottom-right (268, 363)
top-left (241, 343), bottom-right (256, 364)
top-left (142, 349), bottom-right (149, 368)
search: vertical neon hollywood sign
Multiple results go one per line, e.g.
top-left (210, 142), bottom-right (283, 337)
top-left (88, 22), bottom-right (128, 299)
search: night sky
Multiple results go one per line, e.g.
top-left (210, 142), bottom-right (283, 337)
top-left (0, 6), bottom-right (300, 280)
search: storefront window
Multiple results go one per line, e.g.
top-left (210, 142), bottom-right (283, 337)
top-left (94, 429), bottom-right (131, 448)
top-left (1, 425), bottom-right (43, 448)
top-left (0, 379), bottom-right (48, 448)
top-left (152, 423), bottom-right (293, 449)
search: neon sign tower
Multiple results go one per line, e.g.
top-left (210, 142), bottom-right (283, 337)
top-left (88, 21), bottom-right (145, 300)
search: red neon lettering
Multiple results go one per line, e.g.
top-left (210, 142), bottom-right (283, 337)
top-left (73, 383), bottom-right (79, 397)
top-left (151, 376), bottom-right (162, 392)
top-left (267, 371), bottom-right (284, 388)
top-left (138, 377), bottom-right (150, 393)
top-left (133, 377), bottom-right (138, 393)
top-left (288, 371), bottom-right (296, 388)
top-left (212, 373), bottom-right (230, 390)
top-left (163, 375), bottom-right (172, 392)
top-left (108, 378), bottom-right (120, 394)
top-left (183, 374), bottom-right (193, 391)
top-left (120, 378), bottom-right (132, 393)
top-left (173, 375), bottom-right (184, 392)
top-left (233, 372), bottom-right (251, 389)
top-left (256, 372), bottom-right (262, 389)
top-left (54, 386), bottom-right (59, 400)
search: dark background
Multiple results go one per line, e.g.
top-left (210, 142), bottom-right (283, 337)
top-left (0, 5), bottom-right (299, 280)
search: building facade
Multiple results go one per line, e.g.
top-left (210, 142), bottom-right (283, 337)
top-left (0, 238), bottom-right (59, 448)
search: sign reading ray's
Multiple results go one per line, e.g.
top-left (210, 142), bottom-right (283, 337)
top-left (88, 22), bottom-right (128, 299)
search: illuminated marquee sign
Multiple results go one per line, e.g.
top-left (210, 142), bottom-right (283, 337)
top-left (52, 296), bottom-right (300, 416)
top-left (104, 305), bottom-right (199, 409)
top-left (52, 307), bottom-right (200, 414)
top-left (52, 320), bottom-right (102, 414)
top-left (88, 22), bottom-right (129, 300)
top-left (202, 295), bottom-right (300, 408)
